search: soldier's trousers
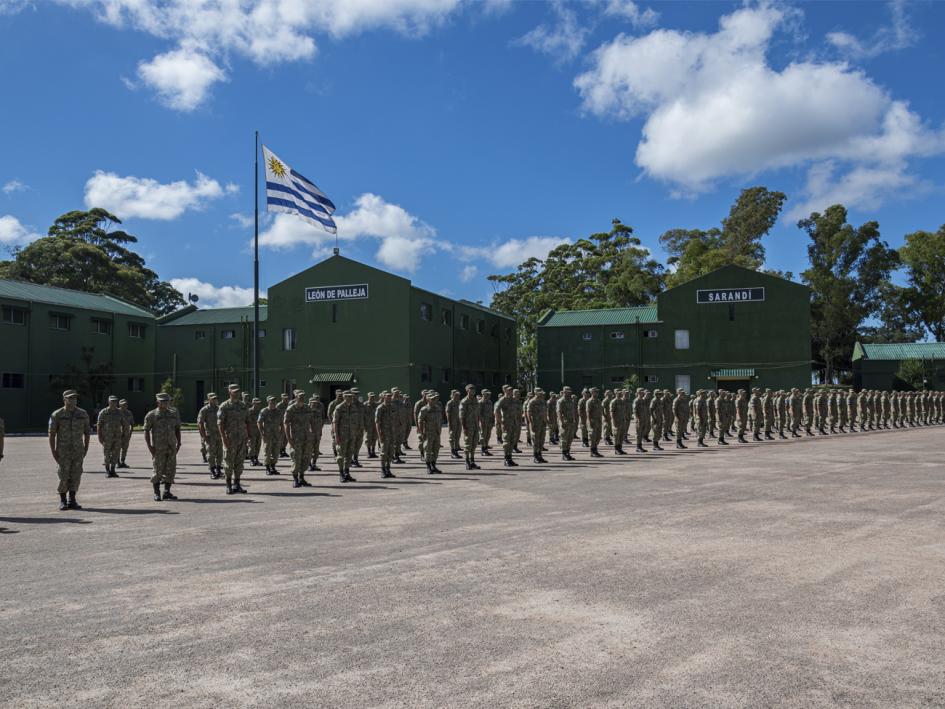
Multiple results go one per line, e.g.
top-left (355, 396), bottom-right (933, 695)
top-left (612, 418), bottom-right (625, 444)
top-left (512, 421), bottom-right (523, 448)
top-left (336, 437), bottom-right (357, 470)
top-left (464, 429), bottom-right (480, 460)
top-left (675, 417), bottom-right (686, 440)
top-left (424, 434), bottom-right (441, 463)
top-left (206, 435), bottom-right (223, 468)
top-left (404, 423), bottom-right (413, 445)
top-left (502, 430), bottom-right (516, 457)
top-left (589, 423), bottom-right (602, 449)
top-left (263, 434), bottom-right (280, 466)
top-left (365, 427), bottom-right (377, 452)
top-left (449, 425), bottom-right (461, 451)
top-left (292, 438), bottom-right (314, 479)
top-left (737, 417), bottom-right (748, 436)
top-left (56, 454), bottom-right (84, 494)
top-left (224, 440), bottom-right (247, 483)
top-left (530, 424), bottom-right (545, 456)
top-left (481, 420), bottom-right (494, 448)
top-left (379, 437), bottom-right (397, 465)
top-left (101, 436), bottom-right (121, 466)
top-left (120, 431), bottom-right (132, 462)
top-left (651, 421), bottom-right (663, 442)
top-left (580, 420), bottom-right (588, 441)
top-left (312, 430), bottom-right (323, 466)
top-left (248, 430), bottom-right (261, 460)
top-left (354, 430), bottom-right (365, 459)
top-left (495, 422), bottom-right (503, 445)
top-left (150, 447), bottom-right (177, 485)
top-left (603, 417), bottom-right (612, 441)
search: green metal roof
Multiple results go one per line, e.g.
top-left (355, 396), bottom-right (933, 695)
top-left (540, 305), bottom-right (658, 327)
top-left (854, 342), bottom-right (945, 361)
top-left (458, 299), bottom-right (515, 321)
top-left (0, 279), bottom-right (155, 318)
top-left (159, 306), bottom-right (267, 326)
top-left (309, 372), bottom-right (354, 383)
top-left (710, 368), bottom-right (756, 379)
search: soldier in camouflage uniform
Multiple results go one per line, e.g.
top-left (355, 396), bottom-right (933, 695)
top-left (417, 391), bottom-right (442, 474)
top-left (761, 389), bottom-right (775, 440)
top-left (144, 392), bottom-right (181, 501)
top-left (735, 389), bottom-right (749, 443)
top-left (48, 390), bottom-right (91, 510)
top-left (609, 389), bottom-right (627, 455)
top-left (413, 391), bottom-right (429, 460)
top-left (460, 384), bottom-right (482, 470)
top-left (714, 390), bottom-right (729, 445)
top-left (495, 386), bottom-right (519, 467)
top-left (326, 389), bottom-right (343, 458)
top-left (402, 395), bottom-right (414, 450)
top-left (525, 388), bottom-right (548, 463)
top-left (375, 391), bottom-right (398, 477)
top-left (248, 397), bottom-right (263, 465)
top-left (578, 389), bottom-right (590, 448)
top-left (602, 389), bottom-right (614, 446)
top-left (694, 390), bottom-right (709, 447)
top-left (479, 389), bottom-right (495, 455)
top-left (118, 398), bottom-right (134, 468)
top-left (749, 388), bottom-right (764, 441)
top-left (510, 389), bottom-right (525, 454)
top-left (556, 387), bottom-right (576, 461)
top-left (391, 389), bottom-right (408, 463)
top-left (218, 384), bottom-right (250, 494)
top-left (309, 395), bottom-right (326, 471)
top-left (97, 395), bottom-right (127, 477)
top-left (632, 388), bottom-right (648, 452)
top-left (674, 389), bottom-right (690, 449)
top-left (446, 390), bottom-right (462, 459)
top-left (789, 388), bottom-right (803, 437)
top-left (198, 393), bottom-right (223, 478)
top-left (332, 390), bottom-right (359, 483)
top-left (364, 392), bottom-right (379, 459)
top-left (816, 389), bottom-right (829, 435)
top-left (257, 396), bottom-right (283, 475)
top-left (647, 389), bottom-right (664, 451)
top-left (284, 390), bottom-right (314, 488)
top-left (198, 398), bottom-right (209, 463)
top-left (349, 388), bottom-right (365, 468)
top-left (586, 388), bottom-right (604, 457)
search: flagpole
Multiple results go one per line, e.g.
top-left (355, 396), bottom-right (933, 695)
top-left (253, 130), bottom-right (260, 398)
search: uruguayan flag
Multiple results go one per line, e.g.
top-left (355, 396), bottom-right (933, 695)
top-left (263, 146), bottom-right (337, 234)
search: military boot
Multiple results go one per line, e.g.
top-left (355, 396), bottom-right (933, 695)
top-left (201, 450), bottom-right (208, 463)
top-left (468, 455), bottom-right (480, 470)
top-left (590, 447), bottom-right (604, 458)
top-left (581, 437), bottom-right (589, 448)
top-left (635, 442), bottom-right (645, 452)
top-left (65, 493), bottom-right (81, 510)
top-left (58, 493), bottom-right (68, 511)
top-left (615, 445), bottom-right (626, 455)
top-left (343, 468), bottom-right (357, 483)
top-left (738, 433), bottom-right (748, 443)
top-left (481, 445), bottom-right (491, 457)
top-left (676, 439), bottom-right (687, 449)
top-left (605, 436), bottom-right (613, 446)
top-left (108, 465), bottom-right (118, 478)
top-left (153, 482), bottom-right (162, 501)
top-left (293, 475), bottom-right (303, 488)
top-left (299, 475), bottom-right (311, 487)
top-left (753, 432), bottom-right (762, 441)
top-left (233, 480), bottom-right (247, 493)
top-left (352, 456), bottom-right (362, 468)
top-left (652, 441), bottom-right (663, 451)
top-left (162, 484), bottom-right (178, 500)
top-left (697, 436), bottom-right (708, 448)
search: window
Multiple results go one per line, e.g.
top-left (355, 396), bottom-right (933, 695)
top-left (127, 377), bottom-right (144, 392)
top-left (643, 329), bottom-right (658, 338)
top-left (441, 309), bottom-right (452, 326)
top-left (674, 374), bottom-right (691, 394)
top-left (194, 330), bottom-right (207, 340)
top-left (674, 329), bottom-right (690, 350)
top-left (582, 332), bottom-right (592, 341)
top-left (91, 319), bottom-right (111, 335)
top-left (645, 375), bottom-right (659, 384)
top-left (476, 319), bottom-right (485, 334)
top-left (221, 329), bottom-right (236, 340)
top-left (420, 365), bottom-right (432, 383)
top-left (459, 314), bottom-right (469, 330)
top-left (611, 376), bottom-right (624, 384)
top-left (419, 303), bottom-right (432, 321)
top-left (259, 380), bottom-right (267, 388)
top-left (1, 306), bottom-right (26, 325)
top-left (128, 322), bottom-right (145, 339)
top-left (1, 372), bottom-right (24, 389)
top-left (491, 324), bottom-right (499, 338)
top-left (282, 379), bottom-right (297, 396)
top-left (283, 328), bottom-right (297, 351)
top-left (441, 368), bottom-right (451, 384)
top-left (257, 329), bottom-right (267, 338)
top-left (50, 314), bottom-right (71, 331)
top-left (609, 331), bottom-right (625, 340)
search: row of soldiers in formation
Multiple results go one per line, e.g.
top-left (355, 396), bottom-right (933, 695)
top-left (37, 384), bottom-right (945, 510)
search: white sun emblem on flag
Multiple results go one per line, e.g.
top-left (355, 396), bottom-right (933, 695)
top-left (268, 156), bottom-right (286, 178)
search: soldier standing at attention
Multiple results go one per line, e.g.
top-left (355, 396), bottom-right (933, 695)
top-left (801, 388), bottom-right (814, 436)
top-left (402, 395), bottom-right (414, 450)
top-left (257, 396), bottom-right (283, 475)
top-left (198, 397), bottom-right (209, 463)
top-left (631, 388), bottom-right (647, 452)
top-left (417, 391), bottom-right (441, 475)
top-left (761, 389), bottom-right (775, 440)
top-left (602, 389), bottom-right (614, 446)
top-left (790, 388), bottom-right (803, 437)
top-left (706, 391), bottom-right (717, 438)
top-left (446, 390), bottom-right (462, 459)
top-left (413, 391), bottom-right (429, 460)
top-left (494, 385), bottom-right (508, 446)
top-left (460, 384), bottom-right (482, 470)
top-left (118, 398), bottom-right (134, 468)
top-left (694, 390), bottom-right (709, 447)
top-left (49, 390), bottom-right (91, 511)
top-left (332, 390), bottom-right (359, 483)
top-left (661, 389), bottom-right (674, 442)
top-left (375, 391), bottom-right (398, 478)
top-left (144, 392), bottom-right (181, 501)
top-left (326, 389), bottom-right (343, 458)
top-left (390, 389), bottom-right (407, 464)
top-left (494, 386), bottom-right (518, 467)
top-left (827, 389), bottom-right (839, 434)
top-left (364, 392), bottom-right (379, 459)
top-left (555, 387), bottom-right (575, 460)
top-left (735, 389), bottom-right (749, 443)
top-left (309, 395), bottom-right (325, 471)
top-left (714, 390), bottom-right (728, 445)
top-left (198, 393), bottom-right (222, 479)
top-left (648, 389), bottom-right (664, 451)
top-left (248, 397), bottom-right (264, 465)
top-left (609, 389), bottom-right (627, 455)
top-left (525, 388), bottom-right (548, 464)
top-left (349, 388), bottom-right (365, 468)
top-left (585, 388), bottom-right (604, 457)
top-left (97, 395), bottom-right (126, 478)
top-left (846, 389), bottom-right (859, 431)
top-left (749, 388), bottom-right (764, 441)
top-left (284, 390), bottom-right (314, 488)
top-left (511, 389), bottom-right (525, 454)
top-left (816, 388), bottom-right (829, 435)
top-left (479, 389), bottom-right (495, 455)
top-left (524, 390), bottom-right (534, 447)
top-left (578, 389), bottom-right (590, 448)
top-left (218, 384), bottom-right (251, 494)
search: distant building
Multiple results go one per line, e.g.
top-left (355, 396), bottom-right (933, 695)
top-left (536, 265), bottom-right (811, 393)
top-left (852, 342), bottom-right (945, 391)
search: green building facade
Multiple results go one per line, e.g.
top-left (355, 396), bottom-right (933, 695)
top-left (852, 342), bottom-right (945, 391)
top-left (1, 255), bottom-right (516, 430)
top-left (536, 265), bottom-right (812, 393)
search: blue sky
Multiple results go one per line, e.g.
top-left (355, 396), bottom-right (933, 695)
top-left (1, 0), bottom-right (943, 308)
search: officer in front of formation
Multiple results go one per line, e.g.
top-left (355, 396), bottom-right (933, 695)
top-left (143, 392), bottom-right (181, 501)
top-left (97, 395), bottom-right (128, 478)
top-left (48, 389), bottom-right (91, 511)
top-left (218, 384), bottom-right (250, 494)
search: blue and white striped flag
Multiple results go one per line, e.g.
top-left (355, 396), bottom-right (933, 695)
top-left (262, 146), bottom-right (337, 234)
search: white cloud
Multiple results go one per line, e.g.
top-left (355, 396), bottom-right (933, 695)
top-left (258, 212), bottom-right (339, 250)
top-left (230, 212), bottom-right (254, 229)
top-left (515, 0), bottom-right (589, 61)
top-left (602, 0), bottom-right (658, 29)
top-left (463, 236), bottom-right (566, 269)
top-left (827, 0), bottom-right (917, 60)
top-left (168, 277), bottom-right (261, 308)
top-left (84, 170), bottom-right (230, 220)
top-left (574, 4), bottom-right (945, 210)
top-left (136, 47), bottom-right (225, 111)
top-left (459, 264), bottom-right (478, 282)
top-left (375, 235), bottom-right (437, 272)
top-left (787, 160), bottom-right (922, 220)
top-left (0, 214), bottom-right (42, 246)
top-left (2, 179), bottom-right (28, 194)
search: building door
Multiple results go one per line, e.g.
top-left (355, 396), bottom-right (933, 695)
top-left (716, 379), bottom-right (749, 393)
top-left (195, 380), bottom-right (205, 411)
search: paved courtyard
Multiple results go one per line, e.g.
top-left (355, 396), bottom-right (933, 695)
top-left (1, 426), bottom-right (944, 708)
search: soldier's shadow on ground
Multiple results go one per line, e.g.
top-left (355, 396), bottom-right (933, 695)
top-left (81, 507), bottom-right (179, 515)
top-left (0, 527), bottom-right (20, 534)
top-left (179, 498), bottom-right (262, 504)
top-left (251, 491), bottom-right (340, 497)
top-left (0, 516), bottom-right (91, 525)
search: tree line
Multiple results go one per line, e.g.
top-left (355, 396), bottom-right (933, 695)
top-left (486, 188), bottom-right (945, 386)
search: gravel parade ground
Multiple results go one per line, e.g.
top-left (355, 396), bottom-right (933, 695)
top-left (1, 427), bottom-right (943, 708)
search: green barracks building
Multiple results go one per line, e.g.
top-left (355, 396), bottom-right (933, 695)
top-left (1, 254), bottom-right (516, 431)
top-left (852, 342), bottom-right (945, 391)
top-left (536, 265), bottom-right (812, 394)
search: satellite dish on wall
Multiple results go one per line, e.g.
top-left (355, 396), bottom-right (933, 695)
top-left (188, 293), bottom-right (199, 304)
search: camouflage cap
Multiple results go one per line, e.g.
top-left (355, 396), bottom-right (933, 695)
top-left (266, 395), bottom-right (276, 402)
top-left (118, 399), bottom-right (128, 405)
top-left (343, 390), bottom-right (354, 397)
top-left (465, 384), bottom-right (476, 390)
top-left (62, 389), bottom-right (78, 399)
top-left (207, 392), bottom-right (217, 399)
top-left (156, 393), bottom-right (170, 401)
top-left (367, 391), bottom-right (375, 397)
top-left (429, 391), bottom-right (439, 398)
top-left (252, 397), bottom-right (261, 403)
top-left (108, 395), bottom-right (118, 401)
top-left (350, 387), bottom-right (360, 394)
top-left (293, 389), bottom-right (305, 396)
top-left (482, 389), bottom-right (491, 394)
top-left (228, 384), bottom-right (240, 392)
